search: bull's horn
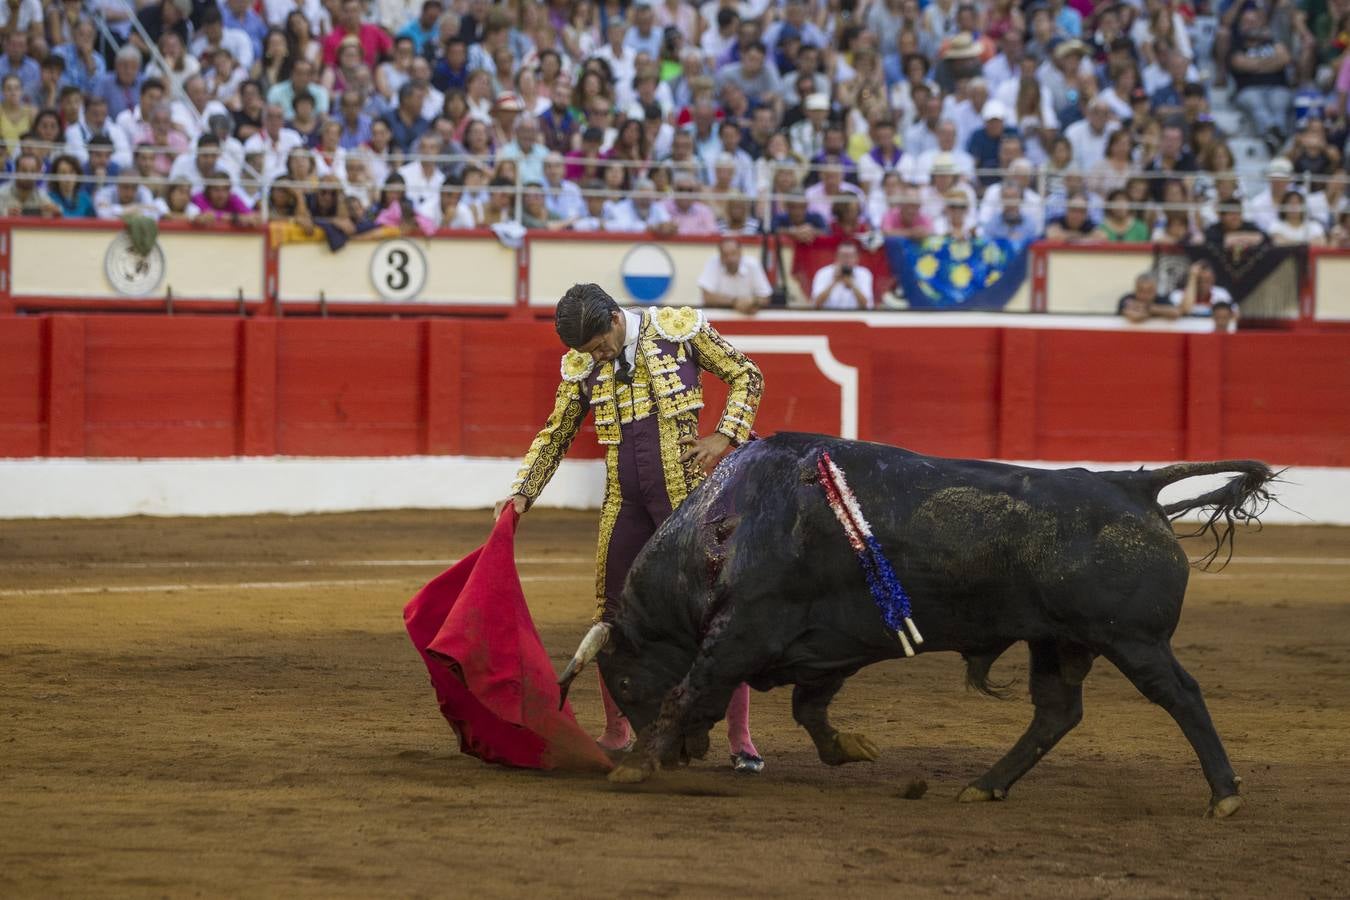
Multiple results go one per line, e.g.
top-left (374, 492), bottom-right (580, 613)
top-left (557, 622), bottom-right (611, 709)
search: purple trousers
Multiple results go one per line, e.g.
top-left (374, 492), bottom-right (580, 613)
top-left (602, 415), bottom-right (674, 620)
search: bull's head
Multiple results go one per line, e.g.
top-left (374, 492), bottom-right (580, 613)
top-left (595, 621), bottom-right (692, 735)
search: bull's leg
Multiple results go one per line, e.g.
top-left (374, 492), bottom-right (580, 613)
top-left (1104, 640), bottom-right (1243, 818)
top-left (958, 640), bottom-right (1084, 803)
top-left (793, 676), bottom-right (878, 766)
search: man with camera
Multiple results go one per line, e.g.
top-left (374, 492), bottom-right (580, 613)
top-left (810, 242), bottom-right (873, 309)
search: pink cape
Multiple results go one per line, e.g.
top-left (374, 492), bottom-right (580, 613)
top-left (403, 507), bottom-right (612, 772)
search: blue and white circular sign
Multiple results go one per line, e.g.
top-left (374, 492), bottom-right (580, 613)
top-left (620, 244), bottom-right (675, 304)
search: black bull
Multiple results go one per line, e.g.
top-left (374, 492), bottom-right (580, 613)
top-left (584, 433), bottom-right (1275, 817)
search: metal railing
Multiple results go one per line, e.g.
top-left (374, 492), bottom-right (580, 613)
top-left (7, 142), bottom-right (1346, 236)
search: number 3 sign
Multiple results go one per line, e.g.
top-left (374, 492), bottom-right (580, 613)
top-left (369, 239), bottom-right (428, 302)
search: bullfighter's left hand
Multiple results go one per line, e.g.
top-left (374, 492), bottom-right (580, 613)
top-left (678, 433), bottom-right (732, 473)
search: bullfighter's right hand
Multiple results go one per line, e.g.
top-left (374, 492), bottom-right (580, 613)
top-left (494, 494), bottom-right (528, 518)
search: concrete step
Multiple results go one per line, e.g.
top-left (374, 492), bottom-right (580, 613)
top-left (1228, 135), bottom-right (1271, 168)
top-left (1210, 108), bottom-right (1247, 136)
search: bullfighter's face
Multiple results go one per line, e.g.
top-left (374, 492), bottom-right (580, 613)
top-left (576, 311), bottom-right (625, 364)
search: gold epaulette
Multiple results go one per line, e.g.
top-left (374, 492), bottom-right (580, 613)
top-left (560, 349), bottom-right (595, 383)
top-left (648, 306), bottom-right (704, 343)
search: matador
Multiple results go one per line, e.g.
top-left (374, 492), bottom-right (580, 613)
top-left (496, 283), bottom-right (766, 772)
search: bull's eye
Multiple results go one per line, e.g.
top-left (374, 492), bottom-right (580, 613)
top-left (618, 677), bottom-right (632, 698)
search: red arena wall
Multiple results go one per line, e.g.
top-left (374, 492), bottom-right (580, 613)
top-left (3, 313), bottom-right (1349, 467)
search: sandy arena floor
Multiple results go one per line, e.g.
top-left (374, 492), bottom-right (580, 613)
top-left (1, 510), bottom-right (1348, 898)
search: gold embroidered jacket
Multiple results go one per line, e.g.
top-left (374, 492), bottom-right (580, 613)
top-left (509, 307), bottom-right (764, 619)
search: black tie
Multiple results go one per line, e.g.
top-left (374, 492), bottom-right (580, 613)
top-left (614, 352), bottom-right (633, 385)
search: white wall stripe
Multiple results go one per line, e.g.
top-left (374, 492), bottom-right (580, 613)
top-left (0, 573), bottom-right (592, 597)
top-left (2, 457), bottom-right (1347, 524)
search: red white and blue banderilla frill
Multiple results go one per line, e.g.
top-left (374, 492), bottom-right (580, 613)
top-left (816, 451), bottom-right (925, 657)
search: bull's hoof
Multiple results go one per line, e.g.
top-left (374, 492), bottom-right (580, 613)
top-left (608, 761), bottom-right (655, 784)
top-left (819, 732), bottom-right (880, 766)
top-left (956, 785), bottom-right (1006, 803)
top-left (1207, 794), bottom-right (1243, 819)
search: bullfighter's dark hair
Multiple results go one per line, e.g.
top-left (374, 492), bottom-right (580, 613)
top-left (555, 283), bottom-right (619, 349)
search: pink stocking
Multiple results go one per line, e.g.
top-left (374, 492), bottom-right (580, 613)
top-left (597, 669), bottom-right (632, 750)
top-left (725, 683), bottom-right (758, 757)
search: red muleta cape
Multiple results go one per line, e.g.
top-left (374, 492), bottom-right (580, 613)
top-left (403, 507), bottom-right (612, 772)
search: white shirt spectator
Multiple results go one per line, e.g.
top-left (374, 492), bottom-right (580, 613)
top-left (168, 153), bottom-right (239, 193)
top-left (706, 148), bottom-right (757, 197)
top-left (1141, 61), bottom-right (1200, 96)
top-left (942, 96), bottom-right (985, 148)
top-left (420, 84), bottom-right (445, 122)
top-left (856, 149), bottom-right (900, 194)
top-left (603, 198), bottom-right (671, 232)
top-left (543, 180), bottom-right (585, 220)
top-left (1095, 85), bottom-right (1133, 120)
top-left (1166, 284), bottom-right (1234, 313)
top-left (979, 184), bottom-right (1045, 233)
top-left (1244, 189), bottom-right (1288, 233)
top-left (114, 104), bottom-right (151, 149)
top-left (0, 0), bottom-right (43, 32)
top-left (172, 98), bottom-right (230, 142)
top-left (498, 141), bottom-right (548, 186)
top-left (190, 28), bottom-right (255, 71)
top-left (993, 78), bottom-right (1060, 130)
top-left (263, 0), bottom-right (329, 31)
top-left (1064, 118), bottom-right (1120, 170)
top-left (94, 184), bottom-right (160, 220)
top-left (903, 121), bottom-right (941, 159)
top-left (396, 159), bottom-right (446, 221)
top-left (919, 181), bottom-right (979, 223)
top-left (982, 54), bottom-right (1020, 95)
top-left (699, 26), bottom-right (735, 61)
top-left (811, 263), bottom-right (874, 310)
top-left (697, 253), bottom-right (771, 305)
top-left (1306, 191), bottom-right (1337, 229)
top-left (1268, 219), bottom-right (1326, 244)
top-left (804, 180), bottom-right (868, 222)
top-left (909, 148), bottom-right (976, 183)
top-left (444, 202), bottom-right (475, 228)
top-left (1131, 14), bottom-right (1193, 62)
top-left (65, 117), bottom-right (133, 168)
top-left (572, 212), bottom-right (607, 232)
top-left (592, 43), bottom-right (636, 95)
top-left (243, 126), bottom-right (305, 180)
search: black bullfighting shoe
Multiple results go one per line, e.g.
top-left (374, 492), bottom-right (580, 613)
top-left (730, 751), bottom-right (765, 774)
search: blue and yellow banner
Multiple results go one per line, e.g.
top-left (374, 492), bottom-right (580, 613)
top-left (886, 236), bottom-right (1030, 309)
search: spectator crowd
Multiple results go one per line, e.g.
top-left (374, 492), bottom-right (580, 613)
top-left (1, 0), bottom-right (1350, 286)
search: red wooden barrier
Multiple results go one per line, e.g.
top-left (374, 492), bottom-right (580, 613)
top-left (2, 314), bottom-right (1349, 466)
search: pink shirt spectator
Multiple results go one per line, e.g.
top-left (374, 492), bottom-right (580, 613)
top-left (881, 207), bottom-right (933, 233)
top-left (321, 25), bottom-right (393, 69)
top-left (191, 191), bottom-right (253, 220)
top-left (135, 131), bottom-right (191, 176)
top-left (804, 180), bottom-right (868, 224)
top-left (564, 149), bottom-right (604, 182)
top-left (661, 198), bottom-right (718, 235)
top-left (1338, 57), bottom-right (1350, 115)
top-left (374, 200), bottom-right (438, 236)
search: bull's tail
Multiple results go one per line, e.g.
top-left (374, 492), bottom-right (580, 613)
top-left (1147, 460), bottom-right (1279, 570)
top-left (963, 644), bottom-right (1016, 699)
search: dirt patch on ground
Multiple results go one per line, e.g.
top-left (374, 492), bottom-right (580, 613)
top-left (1, 511), bottom-right (1348, 897)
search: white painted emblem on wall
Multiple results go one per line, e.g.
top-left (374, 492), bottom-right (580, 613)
top-left (370, 239), bottom-right (428, 302)
top-left (103, 233), bottom-right (166, 297)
